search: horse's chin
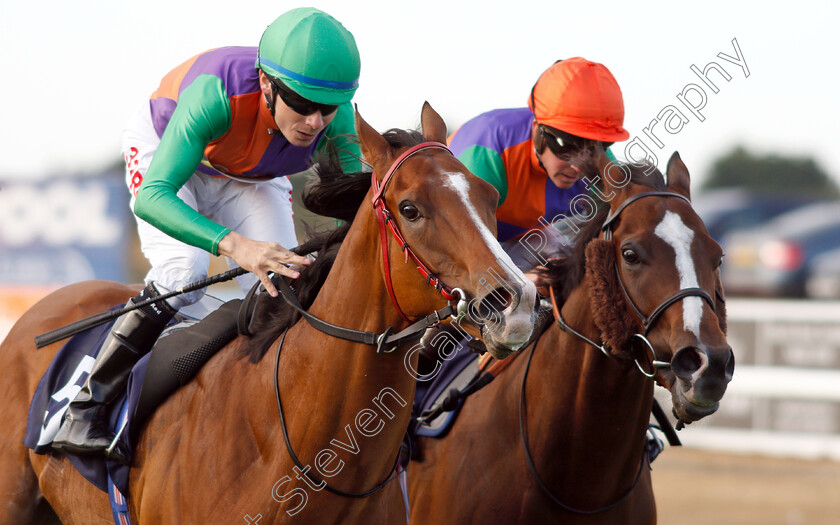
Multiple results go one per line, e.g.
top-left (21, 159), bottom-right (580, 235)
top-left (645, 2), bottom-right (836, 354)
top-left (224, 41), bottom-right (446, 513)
top-left (482, 332), bottom-right (527, 359)
top-left (479, 314), bottom-right (533, 360)
top-left (670, 387), bottom-right (720, 423)
top-left (486, 344), bottom-right (517, 360)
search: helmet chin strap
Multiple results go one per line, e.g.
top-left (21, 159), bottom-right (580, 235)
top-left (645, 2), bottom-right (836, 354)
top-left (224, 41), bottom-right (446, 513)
top-left (264, 90), bottom-right (276, 118)
top-left (534, 141), bottom-right (551, 177)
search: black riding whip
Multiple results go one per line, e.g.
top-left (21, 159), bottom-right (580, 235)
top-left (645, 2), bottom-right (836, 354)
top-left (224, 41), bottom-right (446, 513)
top-left (34, 266), bottom-right (249, 348)
top-left (34, 241), bottom-right (312, 349)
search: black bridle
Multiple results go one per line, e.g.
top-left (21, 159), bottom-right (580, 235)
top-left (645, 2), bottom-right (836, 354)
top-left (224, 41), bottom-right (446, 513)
top-left (555, 191), bottom-right (716, 377)
top-left (602, 192), bottom-right (716, 337)
top-left (523, 191), bottom-right (717, 514)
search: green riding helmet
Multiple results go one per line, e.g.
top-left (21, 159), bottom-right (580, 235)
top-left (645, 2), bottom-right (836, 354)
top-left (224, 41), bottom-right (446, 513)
top-left (257, 7), bottom-right (360, 105)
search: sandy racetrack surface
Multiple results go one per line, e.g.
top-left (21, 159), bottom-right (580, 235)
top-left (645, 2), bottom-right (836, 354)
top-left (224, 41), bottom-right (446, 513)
top-left (652, 448), bottom-right (840, 524)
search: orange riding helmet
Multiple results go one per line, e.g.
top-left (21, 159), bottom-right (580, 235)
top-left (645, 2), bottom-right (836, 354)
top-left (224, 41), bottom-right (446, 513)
top-left (528, 58), bottom-right (630, 143)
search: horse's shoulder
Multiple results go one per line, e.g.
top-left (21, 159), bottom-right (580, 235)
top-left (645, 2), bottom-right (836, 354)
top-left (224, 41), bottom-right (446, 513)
top-left (11, 281), bottom-right (142, 347)
top-left (39, 280), bottom-right (140, 313)
top-left (46, 280), bottom-right (142, 306)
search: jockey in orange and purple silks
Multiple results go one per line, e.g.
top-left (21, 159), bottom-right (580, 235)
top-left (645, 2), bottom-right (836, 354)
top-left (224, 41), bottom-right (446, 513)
top-left (448, 58), bottom-right (630, 277)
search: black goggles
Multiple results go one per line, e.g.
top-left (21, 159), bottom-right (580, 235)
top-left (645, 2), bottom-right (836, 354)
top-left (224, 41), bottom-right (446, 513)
top-left (269, 76), bottom-right (339, 116)
top-left (540, 125), bottom-right (594, 157)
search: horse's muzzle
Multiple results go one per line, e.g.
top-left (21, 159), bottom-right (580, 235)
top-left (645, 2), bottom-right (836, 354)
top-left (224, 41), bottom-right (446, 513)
top-left (472, 280), bottom-right (538, 358)
top-left (669, 343), bottom-right (735, 421)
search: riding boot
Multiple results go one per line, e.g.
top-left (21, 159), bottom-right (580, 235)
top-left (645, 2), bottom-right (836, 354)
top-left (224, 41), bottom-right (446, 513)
top-left (51, 283), bottom-right (175, 462)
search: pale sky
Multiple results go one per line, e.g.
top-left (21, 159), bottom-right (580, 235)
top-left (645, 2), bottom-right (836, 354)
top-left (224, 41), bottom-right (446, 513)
top-left (1, 0), bottom-right (838, 188)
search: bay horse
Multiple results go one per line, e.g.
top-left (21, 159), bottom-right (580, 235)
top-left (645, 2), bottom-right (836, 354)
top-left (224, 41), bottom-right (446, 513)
top-left (0, 103), bottom-right (538, 525)
top-left (406, 154), bottom-right (733, 524)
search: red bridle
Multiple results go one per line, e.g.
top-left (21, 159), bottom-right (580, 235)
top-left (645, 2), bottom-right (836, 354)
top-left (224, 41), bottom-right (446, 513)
top-left (371, 141), bottom-right (458, 322)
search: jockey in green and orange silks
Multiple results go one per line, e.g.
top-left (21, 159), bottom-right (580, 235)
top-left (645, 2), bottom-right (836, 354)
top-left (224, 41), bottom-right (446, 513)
top-left (52, 8), bottom-right (361, 462)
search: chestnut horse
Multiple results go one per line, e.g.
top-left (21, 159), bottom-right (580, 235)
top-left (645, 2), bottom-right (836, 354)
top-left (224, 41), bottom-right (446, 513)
top-left (0, 103), bottom-right (537, 525)
top-left (406, 154), bottom-right (733, 524)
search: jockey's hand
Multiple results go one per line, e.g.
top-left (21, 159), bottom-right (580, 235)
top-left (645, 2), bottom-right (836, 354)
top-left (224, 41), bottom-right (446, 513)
top-left (523, 257), bottom-right (565, 298)
top-left (217, 231), bottom-right (312, 297)
top-left (524, 267), bottom-right (550, 298)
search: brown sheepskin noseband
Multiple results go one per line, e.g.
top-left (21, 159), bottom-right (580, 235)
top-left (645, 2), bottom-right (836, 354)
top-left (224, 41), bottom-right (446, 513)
top-left (584, 239), bottom-right (728, 357)
top-left (584, 239), bottom-right (642, 358)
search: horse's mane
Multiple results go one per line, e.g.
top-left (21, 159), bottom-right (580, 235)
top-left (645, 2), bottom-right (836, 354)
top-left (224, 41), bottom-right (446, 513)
top-left (540, 162), bottom-right (666, 304)
top-left (240, 128), bottom-right (427, 362)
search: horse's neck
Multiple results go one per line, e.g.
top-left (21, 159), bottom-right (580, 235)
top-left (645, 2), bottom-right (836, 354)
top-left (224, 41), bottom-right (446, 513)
top-left (307, 216), bottom-right (402, 340)
top-left (253, 215), bottom-right (417, 485)
top-left (524, 280), bottom-right (653, 482)
top-left (298, 219), bottom-right (418, 399)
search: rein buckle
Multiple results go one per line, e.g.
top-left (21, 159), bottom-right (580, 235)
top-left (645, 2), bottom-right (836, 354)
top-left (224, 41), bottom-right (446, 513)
top-left (375, 327), bottom-right (396, 354)
top-left (451, 288), bottom-right (468, 319)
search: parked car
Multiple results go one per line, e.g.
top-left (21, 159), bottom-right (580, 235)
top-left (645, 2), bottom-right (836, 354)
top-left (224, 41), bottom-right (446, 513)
top-left (720, 201), bottom-right (840, 297)
top-left (692, 189), bottom-right (823, 242)
top-left (805, 247), bottom-right (840, 299)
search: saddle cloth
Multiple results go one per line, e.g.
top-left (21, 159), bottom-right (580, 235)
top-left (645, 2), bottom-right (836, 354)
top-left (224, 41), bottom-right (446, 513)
top-left (410, 349), bottom-right (480, 439)
top-left (23, 296), bottom-right (242, 494)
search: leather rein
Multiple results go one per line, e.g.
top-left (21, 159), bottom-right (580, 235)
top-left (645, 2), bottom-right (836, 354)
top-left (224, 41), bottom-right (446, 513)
top-left (517, 192), bottom-right (717, 514)
top-left (269, 142), bottom-right (469, 499)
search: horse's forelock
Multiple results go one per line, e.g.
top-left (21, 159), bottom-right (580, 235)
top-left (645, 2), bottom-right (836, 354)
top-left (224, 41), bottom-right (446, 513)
top-left (629, 162), bottom-right (666, 190)
top-left (303, 128), bottom-right (428, 224)
top-left (382, 128), bottom-right (425, 149)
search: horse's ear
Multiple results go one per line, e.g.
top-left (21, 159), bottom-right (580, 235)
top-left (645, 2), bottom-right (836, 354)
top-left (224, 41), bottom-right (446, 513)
top-left (420, 101), bottom-right (448, 144)
top-left (665, 151), bottom-right (691, 200)
top-left (355, 105), bottom-right (392, 175)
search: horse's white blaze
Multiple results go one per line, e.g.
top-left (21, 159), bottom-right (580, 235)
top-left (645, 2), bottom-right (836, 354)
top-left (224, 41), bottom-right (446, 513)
top-left (442, 171), bottom-right (536, 348)
top-left (443, 172), bottom-right (524, 284)
top-left (654, 211), bottom-right (702, 338)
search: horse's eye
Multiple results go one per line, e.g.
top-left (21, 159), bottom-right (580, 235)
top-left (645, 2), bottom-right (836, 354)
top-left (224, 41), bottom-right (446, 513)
top-left (400, 202), bottom-right (421, 222)
top-left (622, 248), bottom-right (640, 264)
top-left (717, 253), bottom-right (725, 268)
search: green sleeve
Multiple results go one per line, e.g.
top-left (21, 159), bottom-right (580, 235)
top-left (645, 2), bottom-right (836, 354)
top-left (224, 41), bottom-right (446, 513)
top-left (317, 102), bottom-right (362, 173)
top-left (456, 145), bottom-right (508, 206)
top-left (134, 75), bottom-right (232, 255)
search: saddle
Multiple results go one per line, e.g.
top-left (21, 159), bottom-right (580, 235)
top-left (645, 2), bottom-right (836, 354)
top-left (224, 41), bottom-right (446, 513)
top-left (23, 293), bottom-right (260, 495)
top-left (133, 297), bottom-right (243, 429)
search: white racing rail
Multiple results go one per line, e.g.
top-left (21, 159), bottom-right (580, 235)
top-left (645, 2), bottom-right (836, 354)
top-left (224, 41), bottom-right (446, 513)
top-left (655, 298), bottom-right (840, 461)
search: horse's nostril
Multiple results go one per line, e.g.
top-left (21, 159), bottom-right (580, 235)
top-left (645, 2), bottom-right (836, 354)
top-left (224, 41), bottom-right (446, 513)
top-left (477, 286), bottom-right (515, 319)
top-left (725, 348), bottom-right (735, 380)
top-left (671, 346), bottom-right (705, 380)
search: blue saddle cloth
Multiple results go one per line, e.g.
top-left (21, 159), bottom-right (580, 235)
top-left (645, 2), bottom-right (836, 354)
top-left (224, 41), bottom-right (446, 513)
top-left (23, 310), bottom-right (145, 494)
top-left (410, 342), bottom-right (480, 439)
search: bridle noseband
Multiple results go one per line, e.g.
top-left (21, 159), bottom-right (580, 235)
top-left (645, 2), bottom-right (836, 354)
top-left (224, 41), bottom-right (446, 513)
top-left (521, 191), bottom-right (717, 514)
top-left (557, 191), bottom-right (716, 378)
top-left (371, 142), bottom-right (465, 322)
